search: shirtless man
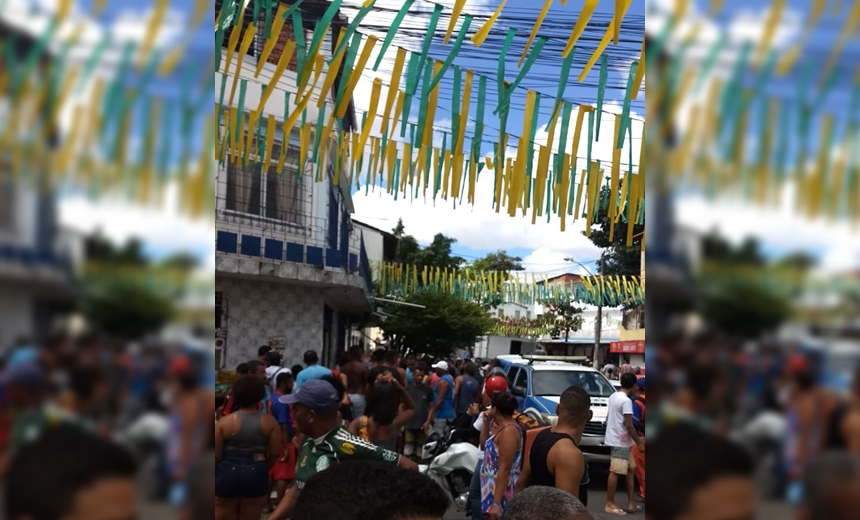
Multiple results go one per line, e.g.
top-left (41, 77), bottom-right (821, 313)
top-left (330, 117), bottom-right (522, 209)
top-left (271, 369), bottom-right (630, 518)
top-left (341, 345), bottom-right (369, 418)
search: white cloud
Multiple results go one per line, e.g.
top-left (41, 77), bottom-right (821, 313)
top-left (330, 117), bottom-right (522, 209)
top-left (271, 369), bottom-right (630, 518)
top-left (352, 151), bottom-right (602, 262)
top-left (520, 246), bottom-right (601, 275)
top-left (675, 183), bottom-right (860, 274)
top-left (58, 183), bottom-right (213, 262)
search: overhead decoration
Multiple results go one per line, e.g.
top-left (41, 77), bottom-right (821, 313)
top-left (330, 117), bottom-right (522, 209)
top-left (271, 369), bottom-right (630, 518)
top-left (374, 262), bottom-right (645, 307)
top-left (214, 0), bottom-right (647, 241)
top-left (0, 3), bottom-right (214, 218)
top-left (651, 5), bottom-right (860, 225)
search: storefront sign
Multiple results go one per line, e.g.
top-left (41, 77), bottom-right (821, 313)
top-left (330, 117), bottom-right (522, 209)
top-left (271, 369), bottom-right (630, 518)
top-left (609, 340), bottom-right (645, 354)
top-left (269, 335), bottom-right (286, 352)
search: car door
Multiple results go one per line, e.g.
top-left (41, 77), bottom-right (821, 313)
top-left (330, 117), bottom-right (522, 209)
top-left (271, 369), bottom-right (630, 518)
top-left (507, 366), bottom-right (526, 411)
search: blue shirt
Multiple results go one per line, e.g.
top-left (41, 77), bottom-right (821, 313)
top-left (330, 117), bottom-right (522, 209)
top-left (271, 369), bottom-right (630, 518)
top-left (631, 397), bottom-right (645, 436)
top-left (295, 365), bottom-right (332, 388)
top-left (271, 392), bottom-right (295, 437)
top-left (433, 374), bottom-right (455, 420)
top-left (405, 367), bottom-right (414, 385)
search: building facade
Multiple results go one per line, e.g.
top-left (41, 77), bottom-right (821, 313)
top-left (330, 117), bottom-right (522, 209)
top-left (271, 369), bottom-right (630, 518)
top-left (215, 4), bottom-right (375, 369)
top-left (0, 19), bottom-right (76, 349)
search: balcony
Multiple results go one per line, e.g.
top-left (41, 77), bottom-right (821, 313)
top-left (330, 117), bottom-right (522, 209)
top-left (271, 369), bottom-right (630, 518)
top-left (214, 164), bottom-right (372, 298)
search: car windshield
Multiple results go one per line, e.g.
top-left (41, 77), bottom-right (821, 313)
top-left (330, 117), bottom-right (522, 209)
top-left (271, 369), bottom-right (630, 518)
top-left (532, 370), bottom-right (616, 397)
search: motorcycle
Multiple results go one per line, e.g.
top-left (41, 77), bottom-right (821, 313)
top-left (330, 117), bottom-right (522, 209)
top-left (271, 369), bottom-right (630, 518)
top-left (418, 428), bottom-right (480, 513)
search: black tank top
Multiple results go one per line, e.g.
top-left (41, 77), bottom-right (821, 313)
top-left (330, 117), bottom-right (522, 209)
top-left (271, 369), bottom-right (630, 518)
top-left (530, 428), bottom-right (590, 494)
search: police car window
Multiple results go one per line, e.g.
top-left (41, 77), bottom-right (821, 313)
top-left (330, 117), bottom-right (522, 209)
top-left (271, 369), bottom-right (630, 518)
top-left (514, 368), bottom-right (528, 389)
top-left (507, 367), bottom-right (520, 388)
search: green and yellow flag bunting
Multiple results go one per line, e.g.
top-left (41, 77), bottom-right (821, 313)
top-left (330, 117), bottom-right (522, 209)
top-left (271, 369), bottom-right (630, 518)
top-left (375, 262), bottom-right (644, 307)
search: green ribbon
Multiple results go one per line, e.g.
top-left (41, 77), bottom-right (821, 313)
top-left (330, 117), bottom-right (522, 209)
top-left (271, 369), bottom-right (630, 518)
top-left (718, 41), bottom-right (752, 150)
top-left (594, 54), bottom-right (607, 142)
top-left (411, 59), bottom-right (435, 178)
top-left (555, 102), bottom-right (572, 186)
top-left (334, 31), bottom-right (363, 112)
top-left (312, 103), bottom-right (326, 165)
top-left (494, 36), bottom-right (548, 116)
top-left (306, 0), bottom-right (344, 75)
top-left (693, 33), bottom-right (727, 94)
top-left (546, 47), bottom-right (576, 130)
top-left (616, 61), bottom-right (638, 149)
top-left (393, 157), bottom-right (401, 201)
top-left (812, 65), bottom-right (841, 111)
top-left (11, 18), bottom-right (58, 101)
top-left (472, 76), bottom-right (487, 163)
top-left (253, 0), bottom-right (261, 34)
top-left (585, 109), bottom-right (594, 215)
top-left (100, 42), bottom-right (136, 141)
top-left (452, 67), bottom-right (462, 155)
top-left (622, 121), bottom-right (633, 221)
top-left (401, 51), bottom-right (422, 138)
top-left (428, 15), bottom-right (473, 93)
top-left (281, 0), bottom-right (305, 19)
top-left (233, 80), bottom-right (248, 147)
top-left (435, 132), bottom-right (447, 200)
top-left (330, 1), bottom-right (376, 66)
top-left (77, 33), bottom-right (110, 95)
top-left (262, 0), bottom-right (275, 38)
top-left (372, 0), bottom-right (417, 71)
top-left (158, 98), bottom-right (173, 176)
top-left (496, 28), bottom-right (517, 180)
top-left (291, 9), bottom-right (306, 84)
top-left (527, 92), bottom-right (541, 208)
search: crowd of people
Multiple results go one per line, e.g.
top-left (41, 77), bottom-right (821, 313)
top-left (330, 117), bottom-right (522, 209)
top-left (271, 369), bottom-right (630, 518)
top-left (647, 332), bottom-right (860, 520)
top-left (213, 345), bottom-right (653, 519)
top-left (0, 335), bottom-right (214, 520)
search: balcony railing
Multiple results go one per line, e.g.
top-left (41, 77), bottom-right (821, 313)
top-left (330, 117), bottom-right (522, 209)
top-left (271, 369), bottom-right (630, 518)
top-left (215, 173), bottom-right (370, 289)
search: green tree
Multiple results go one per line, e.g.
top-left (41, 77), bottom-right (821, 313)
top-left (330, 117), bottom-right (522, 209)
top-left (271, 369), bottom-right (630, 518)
top-left (472, 250), bottom-right (525, 275)
top-left (583, 184), bottom-right (644, 278)
top-left (702, 231), bottom-right (765, 266)
top-left (391, 219), bottom-right (463, 270)
top-left (159, 252), bottom-right (199, 271)
top-left (382, 291), bottom-right (494, 359)
top-left (541, 300), bottom-right (585, 339)
top-left (700, 281), bottom-right (792, 339)
top-left (84, 282), bottom-right (176, 340)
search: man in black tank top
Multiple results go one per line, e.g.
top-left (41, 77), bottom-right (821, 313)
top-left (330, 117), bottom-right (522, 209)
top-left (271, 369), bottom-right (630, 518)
top-left (517, 387), bottom-right (593, 505)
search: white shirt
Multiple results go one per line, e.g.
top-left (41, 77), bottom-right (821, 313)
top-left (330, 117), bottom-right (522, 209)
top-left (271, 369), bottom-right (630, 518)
top-left (604, 391), bottom-right (635, 448)
top-left (473, 413), bottom-right (487, 458)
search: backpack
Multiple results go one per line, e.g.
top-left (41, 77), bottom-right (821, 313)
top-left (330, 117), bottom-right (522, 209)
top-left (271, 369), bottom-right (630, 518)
top-left (632, 395), bottom-right (645, 435)
top-left (358, 416), bottom-right (372, 443)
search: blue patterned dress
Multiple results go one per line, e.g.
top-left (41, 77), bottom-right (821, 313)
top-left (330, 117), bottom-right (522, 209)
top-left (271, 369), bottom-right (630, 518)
top-left (480, 423), bottom-right (523, 515)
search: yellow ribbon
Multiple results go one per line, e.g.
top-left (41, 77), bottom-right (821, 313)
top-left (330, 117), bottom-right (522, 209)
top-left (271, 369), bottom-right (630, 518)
top-left (471, 0), bottom-right (507, 47)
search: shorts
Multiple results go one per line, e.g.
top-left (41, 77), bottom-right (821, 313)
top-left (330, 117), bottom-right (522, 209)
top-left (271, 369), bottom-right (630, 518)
top-left (216, 451), bottom-right (270, 498)
top-left (269, 443), bottom-right (296, 481)
top-left (404, 429), bottom-right (428, 444)
top-left (609, 447), bottom-right (636, 475)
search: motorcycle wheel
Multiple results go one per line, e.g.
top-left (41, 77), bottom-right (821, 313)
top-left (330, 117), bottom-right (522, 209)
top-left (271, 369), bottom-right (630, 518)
top-left (448, 469), bottom-right (472, 511)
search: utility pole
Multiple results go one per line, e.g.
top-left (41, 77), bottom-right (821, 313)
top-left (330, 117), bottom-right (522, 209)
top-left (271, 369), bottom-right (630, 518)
top-left (593, 253), bottom-right (604, 369)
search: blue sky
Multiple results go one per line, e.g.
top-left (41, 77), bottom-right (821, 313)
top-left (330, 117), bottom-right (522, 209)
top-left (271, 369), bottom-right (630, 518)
top-left (648, 0), bottom-right (860, 272)
top-left (348, 0), bottom-right (645, 275)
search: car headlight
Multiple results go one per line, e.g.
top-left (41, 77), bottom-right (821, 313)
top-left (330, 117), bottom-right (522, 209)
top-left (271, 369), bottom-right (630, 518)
top-left (540, 413), bottom-right (559, 427)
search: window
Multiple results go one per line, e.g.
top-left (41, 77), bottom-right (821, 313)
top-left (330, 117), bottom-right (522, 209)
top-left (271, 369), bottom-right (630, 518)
top-left (498, 309), bottom-right (505, 318)
top-left (224, 140), bottom-right (303, 224)
top-left (532, 370), bottom-right (615, 398)
top-left (514, 367), bottom-right (528, 390)
top-left (526, 311), bottom-right (532, 320)
top-left (514, 310), bottom-right (521, 319)
top-left (507, 367), bottom-right (520, 389)
top-left (0, 182), bottom-right (13, 231)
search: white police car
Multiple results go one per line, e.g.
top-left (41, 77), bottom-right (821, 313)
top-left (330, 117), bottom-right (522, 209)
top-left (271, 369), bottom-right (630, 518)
top-left (497, 355), bottom-right (615, 463)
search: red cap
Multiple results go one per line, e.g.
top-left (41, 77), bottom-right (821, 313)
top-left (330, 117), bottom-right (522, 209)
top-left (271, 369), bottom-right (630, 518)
top-left (169, 356), bottom-right (193, 376)
top-left (485, 375), bottom-right (508, 396)
top-left (786, 354), bottom-right (810, 375)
